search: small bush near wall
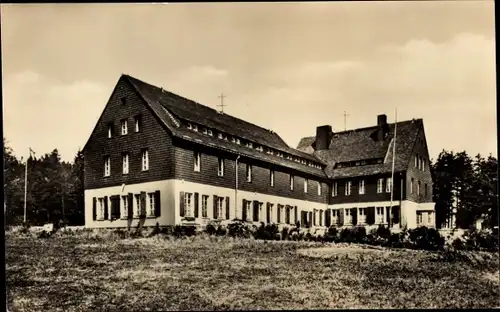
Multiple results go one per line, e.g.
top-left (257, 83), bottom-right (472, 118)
top-left (461, 229), bottom-right (499, 252)
top-left (227, 220), bottom-right (252, 238)
top-left (407, 227), bottom-right (445, 251)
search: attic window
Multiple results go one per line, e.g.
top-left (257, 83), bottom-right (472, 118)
top-left (246, 142), bottom-right (253, 148)
top-left (208, 130), bottom-right (213, 136)
top-left (361, 161), bottom-right (366, 165)
top-left (192, 125), bottom-right (198, 132)
top-left (377, 159), bottom-right (383, 164)
top-left (120, 97), bottom-right (126, 105)
top-left (356, 162), bottom-right (360, 166)
top-left (218, 133), bottom-right (223, 139)
top-left (187, 123), bottom-right (192, 129)
top-left (231, 137), bottom-right (236, 143)
top-left (236, 138), bottom-right (240, 145)
top-left (202, 128), bottom-right (207, 134)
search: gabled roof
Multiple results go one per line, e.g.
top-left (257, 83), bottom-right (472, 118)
top-left (123, 74), bottom-right (327, 178)
top-left (297, 119), bottom-right (423, 179)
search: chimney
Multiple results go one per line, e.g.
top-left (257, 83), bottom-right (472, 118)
top-left (377, 114), bottom-right (388, 141)
top-left (315, 125), bottom-right (332, 150)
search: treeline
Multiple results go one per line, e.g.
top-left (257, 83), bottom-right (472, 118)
top-left (3, 137), bottom-right (498, 229)
top-left (4, 138), bottom-right (84, 226)
top-left (432, 150), bottom-right (498, 229)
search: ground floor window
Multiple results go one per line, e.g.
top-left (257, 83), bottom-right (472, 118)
top-left (98, 198), bottom-right (105, 220)
top-left (358, 208), bottom-right (367, 224)
top-left (217, 197), bottom-right (224, 219)
top-left (147, 192), bottom-right (155, 216)
top-left (376, 207), bottom-right (384, 224)
top-left (245, 200), bottom-right (251, 221)
top-left (202, 195), bottom-right (209, 218)
top-left (134, 194), bottom-right (140, 217)
top-left (417, 212), bottom-right (423, 225)
top-left (184, 193), bottom-right (193, 217)
top-left (345, 209), bottom-right (352, 224)
top-left (121, 196), bottom-right (128, 217)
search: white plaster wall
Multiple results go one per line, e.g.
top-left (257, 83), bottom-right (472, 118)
top-left (173, 179), bottom-right (328, 225)
top-left (401, 200), bottom-right (419, 229)
top-left (84, 179), bottom-right (175, 228)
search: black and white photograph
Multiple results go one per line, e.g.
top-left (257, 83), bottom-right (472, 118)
top-left (2, 1), bottom-right (498, 310)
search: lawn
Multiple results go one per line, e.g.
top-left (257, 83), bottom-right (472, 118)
top-left (5, 230), bottom-right (500, 311)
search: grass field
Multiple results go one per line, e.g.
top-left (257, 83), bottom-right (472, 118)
top-left (6, 231), bottom-right (500, 311)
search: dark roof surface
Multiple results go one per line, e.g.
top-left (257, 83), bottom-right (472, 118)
top-left (124, 74), bottom-right (326, 178)
top-left (297, 120), bottom-right (423, 179)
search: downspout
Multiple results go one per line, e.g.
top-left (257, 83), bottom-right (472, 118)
top-left (235, 155), bottom-right (240, 220)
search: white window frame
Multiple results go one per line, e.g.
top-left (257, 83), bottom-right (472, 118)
top-left (194, 152), bottom-right (201, 172)
top-left (208, 130), bottom-right (213, 136)
top-left (134, 116), bottom-right (140, 133)
top-left (246, 164), bottom-right (252, 182)
top-left (108, 125), bottom-right (112, 138)
top-left (270, 170), bottom-right (275, 187)
top-left (122, 153), bottom-right (129, 175)
top-left (386, 177), bottom-right (392, 193)
top-left (98, 198), bottom-right (105, 220)
top-left (332, 182), bottom-right (338, 197)
top-left (377, 178), bottom-right (384, 193)
top-left (184, 192), bottom-right (193, 217)
top-left (122, 196), bottom-right (128, 218)
top-left (147, 192), bottom-right (155, 216)
top-left (317, 181), bottom-right (321, 196)
top-left (376, 207), bottom-right (384, 224)
top-left (236, 138), bottom-right (240, 145)
top-left (290, 175), bottom-right (294, 191)
top-left (345, 181), bottom-right (352, 196)
top-left (201, 195), bottom-right (209, 218)
top-left (134, 194), bottom-right (140, 217)
top-left (192, 124), bottom-right (198, 132)
top-left (121, 119), bottom-right (128, 135)
top-left (245, 200), bottom-right (251, 221)
top-left (428, 212), bottom-right (432, 224)
top-left (417, 213), bottom-right (423, 225)
top-left (202, 128), bottom-right (207, 135)
top-left (104, 156), bottom-right (110, 177)
top-left (358, 208), bottom-right (367, 224)
top-left (304, 179), bottom-right (308, 193)
top-left (217, 197), bottom-right (224, 219)
top-left (345, 209), bottom-right (352, 225)
top-left (142, 150), bottom-right (149, 171)
top-left (359, 180), bottom-right (365, 195)
top-left (218, 133), bottom-right (223, 139)
top-left (218, 158), bottom-right (224, 177)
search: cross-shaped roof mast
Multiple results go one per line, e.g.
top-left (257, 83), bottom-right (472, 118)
top-left (217, 93), bottom-right (226, 114)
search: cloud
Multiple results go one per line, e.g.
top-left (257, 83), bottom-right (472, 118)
top-left (3, 71), bottom-right (110, 161)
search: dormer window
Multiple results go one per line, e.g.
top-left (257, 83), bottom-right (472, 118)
top-left (187, 123), bottom-right (192, 130)
top-left (192, 124), bottom-right (198, 132)
top-left (231, 137), bottom-right (236, 143)
top-left (202, 128), bottom-right (207, 134)
top-left (120, 97), bottom-right (126, 105)
top-left (208, 130), bottom-right (213, 136)
top-left (218, 133), bottom-right (223, 139)
top-left (236, 138), bottom-right (240, 145)
top-left (223, 135), bottom-right (228, 141)
top-left (107, 124), bottom-right (113, 138)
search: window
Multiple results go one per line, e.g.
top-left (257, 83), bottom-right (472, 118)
top-left (247, 142), bottom-right (253, 148)
top-left (376, 207), bottom-right (384, 224)
top-left (208, 130), bottom-right (213, 136)
top-left (415, 155), bottom-right (418, 168)
top-left (122, 196), bottom-right (128, 218)
top-left (304, 179), bottom-right (308, 193)
top-left (345, 181), bottom-right (352, 196)
top-left (417, 213), bottom-right (423, 225)
top-left (184, 193), bottom-right (193, 217)
top-left (122, 153), bottom-right (129, 174)
top-left (290, 175), bottom-right (294, 191)
top-left (246, 164), bottom-right (252, 182)
top-left (377, 178), bottom-right (383, 193)
top-left (120, 97), bottom-right (126, 105)
top-left (217, 197), bottom-right (224, 219)
top-left (104, 156), bottom-right (110, 177)
top-left (217, 133), bottom-right (223, 139)
top-left (134, 194), bottom-right (140, 217)
top-left (194, 152), bottom-right (201, 172)
top-left (270, 170), bottom-right (275, 187)
top-left (268, 203), bottom-right (274, 223)
top-left (192, 124), bottom-right (198, 132)
top-left (410, 178), bottom-right (414, 194)
top-left (317, 182), bottom-right (321, 196)
top-left (332, 182), bottom-right (338, 197)
top-left (236, 138), bottom-right (240, 145)
top-left (319, 209), bottom-right (323, 226)
top-left (386, 177), bottom-right (392, 193)
top-left (358, 208), bottom-right (367, 224)
top-left (245, 200), bottom-right (252, 221)
top-left (107, 124), bottom-right (113, 138)
top-left (201, 195), bottom-right (209, 218)
top-left (121, 119), bottom-right (128, 135)
top-left (359, 180), bottom-right (365, 195)
top-left (345, 209), bottom-right (352, 224)
top-left (147, 192), bottom-right (155, 216)
top-left (417, 181), bottom-right (421, 195)
top-left (218, 158), bottom-right (224, 176)
top-left (428, 212), bottom-right (432, 224)
top-left (142, 149), bottom-right (149, 171)
top-left (202, 128), bottom-right (207, 134)
top-left (134, 116), bottom-right (141, 132)
top-left (98, 198), bottom-right (105, 219)
top-left (188, 123), bottom-right (193, 130)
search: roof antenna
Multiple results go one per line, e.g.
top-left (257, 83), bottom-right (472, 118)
top-left (344, 111), bottom-right (349, 131)
top-left (217, 93), bottom-right (226, 114)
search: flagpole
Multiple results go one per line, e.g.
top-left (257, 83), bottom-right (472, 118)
top-left (24, 150), bottom-right (29, 224)
top-left (390, 109), bottom-right (398, 227)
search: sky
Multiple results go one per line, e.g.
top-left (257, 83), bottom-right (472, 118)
top-left (1, 2), bottom-right (496, 163)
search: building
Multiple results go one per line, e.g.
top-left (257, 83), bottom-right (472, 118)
top-left (82, 74), bottom-right (435, 231)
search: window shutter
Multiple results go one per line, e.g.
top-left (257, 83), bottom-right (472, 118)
top-left (266, 203), bottom-right (271, 223)
top-left (92, 197), bottom-right (97, 221)
top-left (103, 196), bottom-right (109, 220)
top-left (367, 207), bottom-right (375, 225)
top-left (225, 196), bottom-right (230, 220)
top-left (110, 195), bottom-right (120, 220)
top-left (294, 206), bottom-right (298, 225)
top-left (194, 193), bottom-right (199, 218)
top-left (140, 192), bottom-right (146, 217)
top-left (308, 211), bottom-right (313, 227)
top-left (242, 199), bottom-right (247, 221)
top-left (154, 191), bottom-right (161, 217)
top-left (127, 193), bottom-right (133, 219)
top-left (213, 195), bottom-right (218, 219)
top-left (325, 209), bottom-right (331, 227)
top-left (277, 205), bottom-right (281, 223)
top-left (253, 201), bottom-right (258, 221)
top-left (392, 206), bottom-right (400, 224)
top-left (352, 208), bottom-right (358, 225)
top-left (339, 208), bottom-right (344, 226)
top-left (179, 192), bottom-right (185, 217)
top-left (386, 207), bottom-right (391, 224)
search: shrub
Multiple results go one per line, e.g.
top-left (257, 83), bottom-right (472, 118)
top-left (322, 226), bottom-right (338, 243)
top-left (452, 237), bottom-right (465, 250)
top-left (38, 230), bottom-right (51, 239)
top-left (305, 232), bottom-right (312, 242)
top-left (173, 225), bottom-right (197, 238)
top-left (375, 225), bottom-right (391, 240)
top-left (227, 220), bottom-right (252, 238)
top-left (254, 223), bottom-right (279, 241)
top-left (291, 232), bottom-right (299, 241)
top-left (205, 223), bottom-right (217, 236)
top-left (463, 229), bottom-right (499, 252)
top-left (339, 228), bottom-right (356, 243)
top-left (113, 228), bottom-right (128, 239)
top-left (408, 227), bottom-right (445, 251)
top-left (353, 226), bottom-right (367, 243)
top-left (215, 225), bottom-right (227, 236)
top-left (281, 227), bottom-right (290, 241)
